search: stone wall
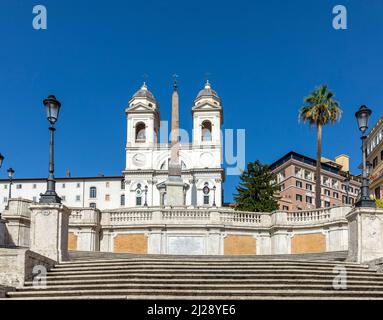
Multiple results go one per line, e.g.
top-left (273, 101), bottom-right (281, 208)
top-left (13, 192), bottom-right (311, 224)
top-left (0, 248), bottom-right (55, 287)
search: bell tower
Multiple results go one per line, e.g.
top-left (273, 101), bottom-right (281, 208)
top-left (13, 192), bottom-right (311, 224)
top-left (125, 83), bottom-right (160, 170)
top-left (192, 81), bottom-right (223, 146)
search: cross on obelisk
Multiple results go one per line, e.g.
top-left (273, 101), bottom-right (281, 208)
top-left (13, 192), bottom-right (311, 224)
top-left (165, 74), bottom-right (185, 206)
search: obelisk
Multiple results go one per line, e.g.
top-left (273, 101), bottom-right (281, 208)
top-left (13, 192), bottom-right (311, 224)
top-left (165, 78), bottom-right (185, 206)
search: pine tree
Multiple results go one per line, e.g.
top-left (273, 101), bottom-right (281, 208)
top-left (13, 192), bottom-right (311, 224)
top-left (234, 160), bottom-right (279, 212)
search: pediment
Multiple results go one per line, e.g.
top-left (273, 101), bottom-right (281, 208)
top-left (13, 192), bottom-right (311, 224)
top-left (126, 102), bottom-right (155, 113)
top-left (192, 101), bottom-right (221, 112)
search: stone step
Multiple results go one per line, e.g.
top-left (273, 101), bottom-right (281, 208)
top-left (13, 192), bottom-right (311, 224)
top-left (46, 267), bottom-right (379, 276)
top-left (43, 272), bottom-right (383, 281)
top-left (23, 278), bottom-right (383, 287)
top-left (16, 283), bottom-right (383, 292)
top-left (7, 288), bottom-right (383, 299)
top-left (46, 263), bottom-right (369, 273)
top-left (68, 251), bottom-right (349, 262)
top-left (55, 260), bottom-right (367, 269)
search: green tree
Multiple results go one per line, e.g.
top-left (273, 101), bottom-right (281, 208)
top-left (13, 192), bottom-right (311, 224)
top-left (299, 84), bottom-right (342, 208)
top-left (234, 160), bottom-right (279, 212)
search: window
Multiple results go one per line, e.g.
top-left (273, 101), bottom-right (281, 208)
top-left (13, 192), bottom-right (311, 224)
top-left (106, 182), bottom-right (110, 188)
top-left (349, 187), bottom-right (354, 193)
top-left (4, 185), bottom-right (7, 189)
top-left (381, 150), bottom-right (383, 161)
top-left (306, 184), bottom-right (312, 191)
top-left (333, 192), bottom-right (339, 199)
top-left (282, 205), bottom-right (289, 211)
top-left (3, 197), bottom-right (8, 203)
top-left (61, 196), bottom-right (66, 202)
top-left (33, 184), bottom-right (37, 189)
top-left (33, 196), bottom-right (37, 202)
top-left (89, 203), bottom-right (96, 209)
top-left (304, 170), bottom-right (312, 181)
top-left (135, 122), bottom-right (146, 142)
top-left (105, 194), bottom-right (110, 201)
top-left (342, 195), bottom-right (348, 204)
top-left (324, 189), bottom-right (330, 197)
top-left (76, 183), bottom-right (81, 188)
top-left (76, 195), bottom-right (81, 202)
top-left (296, 181), bottom-right (302, 188)
top-left (296, 194), bottom-right (303, 202)
top-left (120, 194), bottom-right (125, 206)
top-left (89, 187), bottom-right (97, 199)
top-left (62, 183), bottom-right (66, 189)
top-left (16, 184), bottom-right (22, 189)
top-left (136, 185), bottom-right (142, 206)
top-left (121, 180), bottom-right (125, 190)
top-left (325, 201), bottom-right (331, 208)
top-left (373, 157), bottom-right (378, 169)
top-left (204, 195), bottom-right (210, 205)
top-left (201, 120), bottom-right (212, 142)
top-left (280, 184), bottom-right (285, 191)
top-left (375, 187), bottom-right (381, 200)
top-left (306, 196), bottom-right (313, 204)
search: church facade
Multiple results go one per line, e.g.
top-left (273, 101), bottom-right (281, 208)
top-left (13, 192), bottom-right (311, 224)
top-left (0, 81), bottom-right (224, 211)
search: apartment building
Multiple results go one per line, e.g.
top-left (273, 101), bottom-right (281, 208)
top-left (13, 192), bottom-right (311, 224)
top-left (367, 115), bottom-right (383, 200)
top-left (270, 151), bottom-right (361, 211)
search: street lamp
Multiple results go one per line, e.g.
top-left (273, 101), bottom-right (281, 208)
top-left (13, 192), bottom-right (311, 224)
top-left (355, 105), bottom-right (376, 208)
top-left (144, 185), bottom-right (148, 207)
top-left (7, 167), bottom-right (14, 201)
top-left (39, 95), bottom-right (62, 204)
top-left (212, 185), bottom-right (217, 207)
top-left (344, 171), bottom-right (350, 205)
top-left (0, 153), bottom-right (4, 169)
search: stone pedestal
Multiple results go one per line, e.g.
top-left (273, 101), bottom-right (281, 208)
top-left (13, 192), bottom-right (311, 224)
top-left (165, 178), bottom-right (185, 207)
top-left (30, 204), bottom-right (70, 262)
top-left (346, 207), bottom-right (383, 263)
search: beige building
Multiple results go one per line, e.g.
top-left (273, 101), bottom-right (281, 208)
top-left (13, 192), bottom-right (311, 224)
top-left (270, 151), bottom-right (360, 211)
top-left (366, 115), bottom-right (383, 200)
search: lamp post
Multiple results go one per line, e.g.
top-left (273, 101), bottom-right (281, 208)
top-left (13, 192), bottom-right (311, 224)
top-left (144, 185), bottom-right (148, 207)
top-left (7, 167), bottom-right (14, 202)
top-left (212, 185), bottom-right (217, 207)
top-left (0, 154), bottom-right (4, 169)
top-left (355, 105), bottom-right (376, 208)
top-left (344, 171), bottom-right (350, 205)
top-left (39, 95), bottom-right (62, 204)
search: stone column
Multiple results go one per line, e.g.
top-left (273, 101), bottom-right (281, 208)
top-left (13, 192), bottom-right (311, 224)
top-left (29, 204), bottom-right (70, 262)
top-left (346, 207), bottom-right (383, 263)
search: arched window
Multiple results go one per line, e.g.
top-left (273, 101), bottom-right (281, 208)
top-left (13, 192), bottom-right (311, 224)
top-left (89, 202), bottom-right (97, 209)
top-left (89, 187), bottom-right (97, 199)
top-left (120, 194), bottom-right (125, 206)
top-left (201, 121), bottom-right (212, 142)
top-left (203, 182), bottom-right (210, 205)
top-left (135, 122), bottom-right (146, 142)
top-left (136, 183), bottom-right (142, 206)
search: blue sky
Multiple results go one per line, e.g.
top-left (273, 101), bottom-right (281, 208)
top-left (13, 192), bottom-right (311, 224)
top-left (0, 0), bottom-right (382, 202)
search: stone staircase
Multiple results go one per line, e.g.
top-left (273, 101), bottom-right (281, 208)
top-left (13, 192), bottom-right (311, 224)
top-left (5, 251), bottom-right (383, 300)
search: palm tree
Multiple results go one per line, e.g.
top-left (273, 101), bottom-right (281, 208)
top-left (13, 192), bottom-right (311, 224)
top-left (299, 85), bottom-right (342, 208)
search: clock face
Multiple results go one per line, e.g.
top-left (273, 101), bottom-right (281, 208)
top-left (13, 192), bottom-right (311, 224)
top-left (132, 153), bottom-right (146, 167)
